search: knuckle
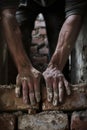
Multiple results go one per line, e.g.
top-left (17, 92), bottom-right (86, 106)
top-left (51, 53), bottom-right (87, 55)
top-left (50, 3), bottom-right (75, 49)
top-left (53, 76), bottom-right (57, 81)
top-left (29, 91), bottom-right (34, 96)
top-left (35, 75), bottom-right (40, 81)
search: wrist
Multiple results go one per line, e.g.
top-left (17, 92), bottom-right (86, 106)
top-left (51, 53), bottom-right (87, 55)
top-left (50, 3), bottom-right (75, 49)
top-left (16, 55), bottom-right (32, 73)
top-left (49, 52), bottom-right (61, 70)
top-left (18, 62), bottom-right (32, 73)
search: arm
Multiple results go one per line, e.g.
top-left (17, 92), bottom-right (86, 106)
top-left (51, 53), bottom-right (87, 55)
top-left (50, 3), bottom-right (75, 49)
top-left (43, 15), bottom-right (83, 106)
top-left (1, 9), bottom-right (42, 105)
top-left (50, 15), bottom-right (82, 71)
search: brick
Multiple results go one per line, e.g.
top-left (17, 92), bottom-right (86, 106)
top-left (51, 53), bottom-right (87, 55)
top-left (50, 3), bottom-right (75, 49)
top-left (42, 83), bottom-right (87, 111)
top-left (39, 28), bottom-right (46, 35)
top-left (0, 114), bottom-right (16, 130)
top-left (38, 46), bottom-right (49, 55)
top-left (0, 83), bottom-right (87, 112)
top-left (35, 21), bottom-right (46, 29)
top-left (32, 55), bottom-right (48, 64)
top-left (0, 85), bottom-right (39, 112)
top-left (32, 37), bottom-right (45, 45)
top-left (30, 45), bottom-right (38, 54)
top-left (32, 28), bottom-right (46, 38)
top-left (71, 110), bottom-right (87, 130)
top-left (18, 111), bottom-right (69, 130)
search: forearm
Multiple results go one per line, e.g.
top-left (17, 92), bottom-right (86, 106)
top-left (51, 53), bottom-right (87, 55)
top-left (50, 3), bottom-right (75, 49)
top-left (50, 15), bottom-right (83, 71)
top-left (1, 9), bottom-right (32, 72)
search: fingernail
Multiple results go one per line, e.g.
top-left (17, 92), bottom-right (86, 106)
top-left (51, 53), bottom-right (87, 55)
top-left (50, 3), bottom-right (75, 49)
top-left (53, 99), bottom-right (57, 106)
top-left (15, 87), bottom-right (20, 97)
top-left (36, 96), bottom-right (41, 103)
top-left (47, 93), bottom-right (52, 102)
top-left (36, 93), bottom-right (41, 103)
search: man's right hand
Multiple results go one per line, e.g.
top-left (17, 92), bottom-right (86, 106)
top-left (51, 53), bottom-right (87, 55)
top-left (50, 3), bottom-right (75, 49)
top-left (15, 66), bottom-right (42, 105)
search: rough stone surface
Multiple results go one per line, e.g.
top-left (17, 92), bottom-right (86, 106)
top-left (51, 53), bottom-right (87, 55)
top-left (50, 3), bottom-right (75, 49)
top-left (0, 84), bottom-right (87, 112)
top-left (35, 20), bottom-right (46, 29)
top-left (42, 83), bottom-right (87, 111)
top-left (0, 85), bottom-right (39, 112)
top-left (71, 110), bottom-right (87, 130)
top-left (18, 111), bottom-right (69, 130)
top-left (0, 114), bottom-right (16, 130)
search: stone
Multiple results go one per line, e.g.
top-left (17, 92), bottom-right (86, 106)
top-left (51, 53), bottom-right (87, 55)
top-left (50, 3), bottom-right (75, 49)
top-left (42, 83), bottom-right (87, 111)
top-left (0, 83), bottom-right (87, 112)
top-left (18, 111), bottom-right (69, 130)
top-left (71, 110), bottom-right (87, 130)
top-left (0, 114), bottom-right (16, 130)
top-left (0, 85), bottom-right (39, 112)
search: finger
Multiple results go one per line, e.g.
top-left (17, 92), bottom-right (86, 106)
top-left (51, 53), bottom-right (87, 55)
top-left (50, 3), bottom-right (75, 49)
top-left (46, 80), bottom-right (53, 102)
top-left (63, 78), bottom-right (71, 95)
top-left (15, 75), bottom-right (21, 97)
top-left (22, 80), bottom-right (29, 104)
top-left (53, 79), bottom-right (58, 106)
top-left (15, 86), bottom-right (21, 98)
top-left (58, 80), bottom-right (64, 103)
top-left (34, 78), bottom-right (41, 103)
top-left (28, 80), bottom-right (35, 105)
top-left (47, 87), bottom-right (53, 102)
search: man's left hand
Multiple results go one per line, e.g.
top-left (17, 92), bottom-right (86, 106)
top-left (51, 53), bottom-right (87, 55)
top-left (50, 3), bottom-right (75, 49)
top-left (43, 64), bottom-right (71, 106)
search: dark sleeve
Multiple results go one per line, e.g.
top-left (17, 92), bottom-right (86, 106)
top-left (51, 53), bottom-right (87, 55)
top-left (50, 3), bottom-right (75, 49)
top-left (65, 0), bottom-right (87, 18)
top-left (0, 0), bottom-right (19, 10)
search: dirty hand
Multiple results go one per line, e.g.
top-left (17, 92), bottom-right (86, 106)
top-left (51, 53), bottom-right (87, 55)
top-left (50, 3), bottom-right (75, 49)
top-left (15, 66), bottom-right (42, 105)
top-left (43, 64), bottom-right (71, 106)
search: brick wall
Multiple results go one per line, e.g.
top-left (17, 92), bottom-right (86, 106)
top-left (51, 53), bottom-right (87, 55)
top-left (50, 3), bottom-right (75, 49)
top-left (0, 13), bottom-right (87, 130)
top-left (0, 83), bottom-right (87, 130)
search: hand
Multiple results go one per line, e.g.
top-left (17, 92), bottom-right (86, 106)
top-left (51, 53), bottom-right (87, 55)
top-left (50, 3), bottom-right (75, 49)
top-left (43, 64), bottom-right (71, 106)
top-left (15, 66), bottom-right (42, 105)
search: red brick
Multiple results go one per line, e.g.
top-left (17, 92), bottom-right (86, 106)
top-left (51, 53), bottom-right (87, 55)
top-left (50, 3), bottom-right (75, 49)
top-left (30, 45), bottom-right (38, 53)
top-left (0, 85), bottom-right (39, 112)
top-left (18, 111), bottom-right (69, 130)
top-left (42, 83), bottom-right (87, 111)
top-left (39, 28), bottom-right (46, 35)
top-left (35, 21), bottom-right (46, 29)
top-left (32, 55), bottom-right (48, 64)
top-left (71, 110), bottom-right (87, 130)
top-left (32, 37), bottom-right (45, 45)
top-left (0, 83), bottom-right (87, 112)
top-left (39, 46), bottom-right (49, 55)
top-left (0, 114), bottom-right (16, 130)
